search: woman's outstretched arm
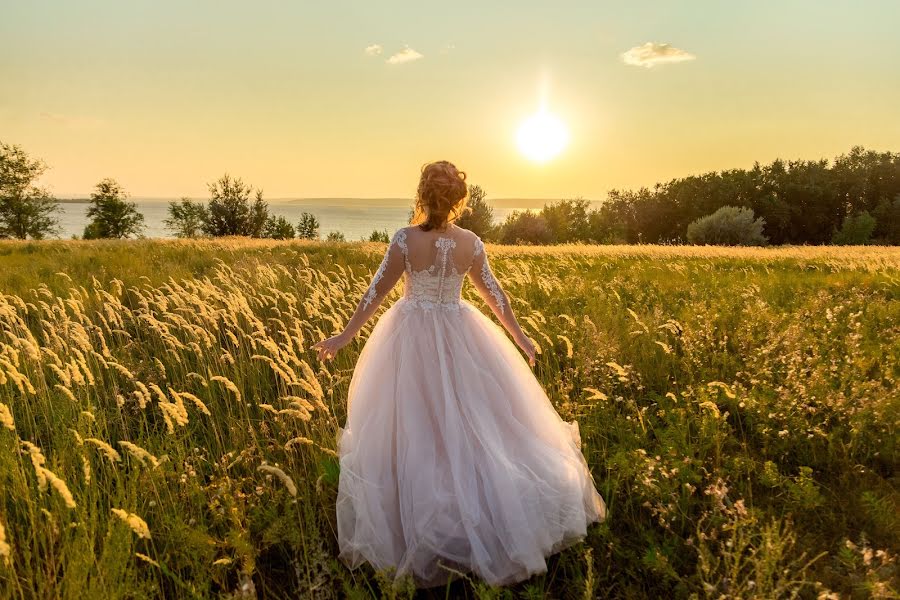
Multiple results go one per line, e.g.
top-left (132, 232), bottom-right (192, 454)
top-left (467, 237), bottom-right (537, 366)
top-left (313, 229), bottom-right (407, 362)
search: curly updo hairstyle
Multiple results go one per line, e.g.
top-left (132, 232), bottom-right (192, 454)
top-left (411, 160), bottom-right (469, 232)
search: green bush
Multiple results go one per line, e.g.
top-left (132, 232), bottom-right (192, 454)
top-left (83, 178), bottom-right (145, 239)
top-left (367, 229), bottom-right (390, 243)
top-left (686, 205), bottom-right (768, 246)
top-left (455, 184), bottom-right (495, 240)
top-left (296, 212), bottom-right (320, 240)
top-left (873, 195), bottom-right (900, 244)
top-left (832, 210), bottom-right (877, 245)
top-left (263, 215), bottom-right (296, 240)
top-left (497, 211), bottom-right (552, 245)
top-left (164, 198), bottom-right (208, 238)
top-left (202, 174), bottom-right (268, 237)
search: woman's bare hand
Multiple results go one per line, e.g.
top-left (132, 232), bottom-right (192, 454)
top-left (312, 333), bottom-right (351, 362)
top-left (515, 333), bottom-right (537, 367)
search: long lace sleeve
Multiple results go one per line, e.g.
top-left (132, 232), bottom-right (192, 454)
top-left (361, 229), bottom-right (407, 310)
top-left (469, 236), bottom-right (507, 316)
top-left (340, 229), bottom-right (407, 339)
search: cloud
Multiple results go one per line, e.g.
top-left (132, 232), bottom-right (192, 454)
top-left (621, 42), bottom-right (696, 68)
top-left (386, 46), bottom-right (423, 65)
top-left (39, 112), bottom-right (104, 129)
top-left (364, 44), bottom-right (382, 56)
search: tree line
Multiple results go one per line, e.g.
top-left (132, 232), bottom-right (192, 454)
top-left (463, 146), bottom-right (898, 246)
top-left (0, 140), bottom-right (353, 242)
top-left (2, 140), bottom-right (898, 245)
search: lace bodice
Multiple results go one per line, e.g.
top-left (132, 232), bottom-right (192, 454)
top-left (401, 236), bottom-right (466, 310)
top-left (360, 226), bottom-right (507, 316)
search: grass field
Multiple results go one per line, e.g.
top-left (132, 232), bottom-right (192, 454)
top-left (0, 239), bottom-right (898, 599)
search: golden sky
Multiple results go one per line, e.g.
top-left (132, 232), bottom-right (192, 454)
top-left (2, 1), bottom-right (899, 200)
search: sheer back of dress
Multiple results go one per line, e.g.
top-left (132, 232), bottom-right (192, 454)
top-left (397, 225), bottom-right (477, 306)
top-left (360, 223), bottom-right (507, 317)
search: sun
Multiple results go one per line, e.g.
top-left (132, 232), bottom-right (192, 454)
top-left (516, 110), bottom-right (569, 162)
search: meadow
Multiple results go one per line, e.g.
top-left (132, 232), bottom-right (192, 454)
top-left (0, 239), bottom-right (897, 599)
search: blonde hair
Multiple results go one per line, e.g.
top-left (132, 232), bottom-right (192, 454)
top-left (410, 160), bottom-right (469, 231)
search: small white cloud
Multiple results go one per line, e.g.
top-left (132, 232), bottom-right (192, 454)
top-left (621, 42), bottom-right (696, 68)
top-left (386, 45), bottom-right (423, 65)
top-left (364, 44), bottom-right (382, 56)
top-left (39, 112), bottom-right (104, 129)
top-left (440, 43), bottom-right (456, 54)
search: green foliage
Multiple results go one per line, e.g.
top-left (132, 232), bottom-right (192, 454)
top-left (497, 210), bottom-right (552, 244)
top-left (296, 211), bottom-right (320, 240)
top-left (325, 230), bottom-right (346, 242)
top-left (686, 205), bottom-right (769, 246)
top-left (872, 194), bottom-right (900, 244)
top-left (593, 146), bottom-right (900, 245)
top-left (541, 198), bottom-right (592, 243)
top-left (455, 184), bottom-right (495, 239)
top-left (83, 178), bottom-right (145, 239)
top-left (203, 174), bottom-right (268, 237)
top-left (367, 229), bottom-right (390, 243)
top-left (263, 215), bottom-right (296, 240)
top-left (832, 210), bottom-right (877, 245)
top-left (164, 197), bottom-right (208, 238)
top-left (0, 141), bottom-right (61, 239)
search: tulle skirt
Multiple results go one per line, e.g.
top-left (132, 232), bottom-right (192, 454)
top-left (336, 297), bottom-right (607, 588)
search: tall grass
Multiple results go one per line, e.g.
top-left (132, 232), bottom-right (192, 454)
top-left (0, 238), bottom-right (897, 599)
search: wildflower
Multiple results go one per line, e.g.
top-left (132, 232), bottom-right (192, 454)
top-left (583, 388), bottom-right (608, 401)
top-left (707, 381), bottom-right (737, 399)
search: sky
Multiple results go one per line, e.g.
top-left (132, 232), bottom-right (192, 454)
top-left (2, 0), bottom-right (899, 201)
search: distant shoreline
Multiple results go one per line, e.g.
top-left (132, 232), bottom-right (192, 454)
top-left (54, 197), bottom-right (601, 209)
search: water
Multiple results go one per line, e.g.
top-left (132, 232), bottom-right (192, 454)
top-left (55, 200), bottom-right (529, 240)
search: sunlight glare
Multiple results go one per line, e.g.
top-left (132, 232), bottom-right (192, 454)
top-left (516, 110), bottom-right (569, 163)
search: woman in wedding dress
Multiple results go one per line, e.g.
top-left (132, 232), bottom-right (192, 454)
top-left (312, 161), bottom-right (606, 588)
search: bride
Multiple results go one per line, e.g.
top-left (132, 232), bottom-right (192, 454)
top-left (312, 160), bottom-right (606, 588)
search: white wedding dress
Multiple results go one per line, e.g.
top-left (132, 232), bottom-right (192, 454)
top-left (336, 225), bottom-right (606, 588)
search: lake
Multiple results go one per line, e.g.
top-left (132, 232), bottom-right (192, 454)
top-left (55, 200), bottom-right (534, 240)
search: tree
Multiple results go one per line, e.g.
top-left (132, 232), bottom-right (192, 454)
top-left (325, 230), bottom-right (346, 242)
top-left (368, 229), bottom-right (390, 243)
top-left (296, 212), bottom-right (320, 240)
top-left (686, 206), bottom-right (768, 246)
top-left (541, 198), bottom-right (591, 243)
top-left (83, 178), bottom-right (145, 239)
top-left (203, 174), bottom-right (269, 237)
top-left (832, 211), bottom-right (876, 245)
top-left (164, 198), bottom-right (208, 238)
top-left (455, 184), bottom-right (495, 239)
top-left (497, 211), bottom-right (552, 245)
top-left (872, 195), bottom-right (900, 244)
top-left (263, 215), bottom-right (296, 239)
top-left (0, 141), bottom-right (61, 239)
